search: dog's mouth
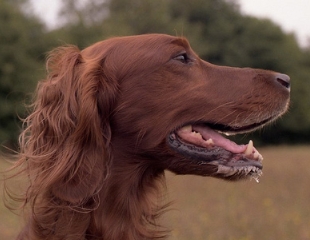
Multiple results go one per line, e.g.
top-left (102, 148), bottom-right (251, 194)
top-left (167, 121), bottom-right (267, 182)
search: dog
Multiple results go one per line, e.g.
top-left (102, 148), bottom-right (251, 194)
top-left (11, 34), bottom-right (290, 239)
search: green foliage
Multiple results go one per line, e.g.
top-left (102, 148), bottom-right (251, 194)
top-left (108, 0), bottom-right (174, 34)
top-left (1, 0), bottom-right (310, 146)
top-left (0, 0), bottom-right (55, 147)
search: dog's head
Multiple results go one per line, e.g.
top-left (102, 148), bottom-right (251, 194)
top-left (27, 34), bottom-right (290, 204)
top-left (76, 34), bottom-right (290, 182)
top-left (81, 34), bottom-right (290, 181)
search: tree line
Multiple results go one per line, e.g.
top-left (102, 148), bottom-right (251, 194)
top-left (1, 0), bottom-right (310, 148)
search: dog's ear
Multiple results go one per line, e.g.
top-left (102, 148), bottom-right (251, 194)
top-left (23, 45), bottom-right (117, 204)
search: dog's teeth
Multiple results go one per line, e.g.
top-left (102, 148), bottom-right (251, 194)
top-left (191, 131), bottom-right (202, 138)
top-left (205, 138), bottom-right (214, 145)
top-left (253, 151), bottom-right (259, 159)
top-left (179, 125), bottom-right (192, 133)
top-left (252, 149), bottom-right (263, 161)
top-left (244, 140), bottom-right (254, 156)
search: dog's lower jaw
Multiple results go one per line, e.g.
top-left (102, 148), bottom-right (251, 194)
top-left (215, 164), bottom-right (262, 182)
top-left (166, 135), bottom-right (263, 181)
top-left (165, 156), bottom-right (262, 182)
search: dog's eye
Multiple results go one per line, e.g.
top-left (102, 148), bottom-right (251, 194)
top-left (174, 53), bottom-right (190, 64)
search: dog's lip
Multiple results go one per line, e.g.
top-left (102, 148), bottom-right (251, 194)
top-left (169, 116), bottom-right (275, 154)
top-left (204, 117), bottom-right (273, 135)
top-left (167, 122), bottom-right (265, 181)
top-left (167, 122), bottom-right (264, 164)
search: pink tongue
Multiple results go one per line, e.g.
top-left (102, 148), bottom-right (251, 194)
top-left (193, 125), bottom-right (246, 154)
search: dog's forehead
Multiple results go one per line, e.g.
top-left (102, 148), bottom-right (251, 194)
top-left (170, 37), bottom-right (191, 49)
top-left (132, 35), bottom-right (193, 59)
top-left (116, 34), bottom-right (191, 52)
top-left (137, 34), bottom-right (191, 51)
top-left (83, 34), bottom-right (192, 59)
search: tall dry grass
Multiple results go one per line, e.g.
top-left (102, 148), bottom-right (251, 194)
top-left (1, 146), bottom-right (310, 240)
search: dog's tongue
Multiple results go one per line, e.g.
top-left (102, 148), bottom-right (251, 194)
top-left (194, 125), bottom-right (246, 153)
top-left (177, 125), bottom-right (247, 154)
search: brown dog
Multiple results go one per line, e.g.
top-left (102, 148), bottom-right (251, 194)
top-left (13, 34), bottom-right (290, 239)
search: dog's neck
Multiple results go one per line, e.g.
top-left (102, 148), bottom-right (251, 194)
top-left (89, 157), bottom-right (167, 239)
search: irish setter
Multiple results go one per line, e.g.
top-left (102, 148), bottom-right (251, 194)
top-left (10, 34), bottom-right (290, 239)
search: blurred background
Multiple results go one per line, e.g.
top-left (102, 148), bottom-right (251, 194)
top-left (0, 0), bottom-right (309, 239)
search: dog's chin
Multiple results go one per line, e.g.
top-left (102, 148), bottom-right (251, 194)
top-left (166, 123), bottom-right (265, 182)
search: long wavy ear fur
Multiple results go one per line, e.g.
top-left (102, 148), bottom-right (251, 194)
top-left (19, 45), bottom-right (116, 204)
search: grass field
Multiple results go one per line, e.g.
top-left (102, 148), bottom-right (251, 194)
top-left (1, 146), bottom-right (310, 240)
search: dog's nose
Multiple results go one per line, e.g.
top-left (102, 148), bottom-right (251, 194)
top-left (275, 73), bottom-right (290, 90)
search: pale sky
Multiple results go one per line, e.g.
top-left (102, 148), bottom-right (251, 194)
top-left (239, 0), bottom-right (310, 47)
top-left (30, 0), bottom-right (310, 47)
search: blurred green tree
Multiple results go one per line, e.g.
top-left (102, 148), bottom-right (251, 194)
top-left (1, 0), bottom-right (310, 146)
top-left (0, 0), bottom-right (54, 147)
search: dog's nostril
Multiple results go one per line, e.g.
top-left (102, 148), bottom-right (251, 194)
top-left (276, 73), bottom-right (290, 89)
